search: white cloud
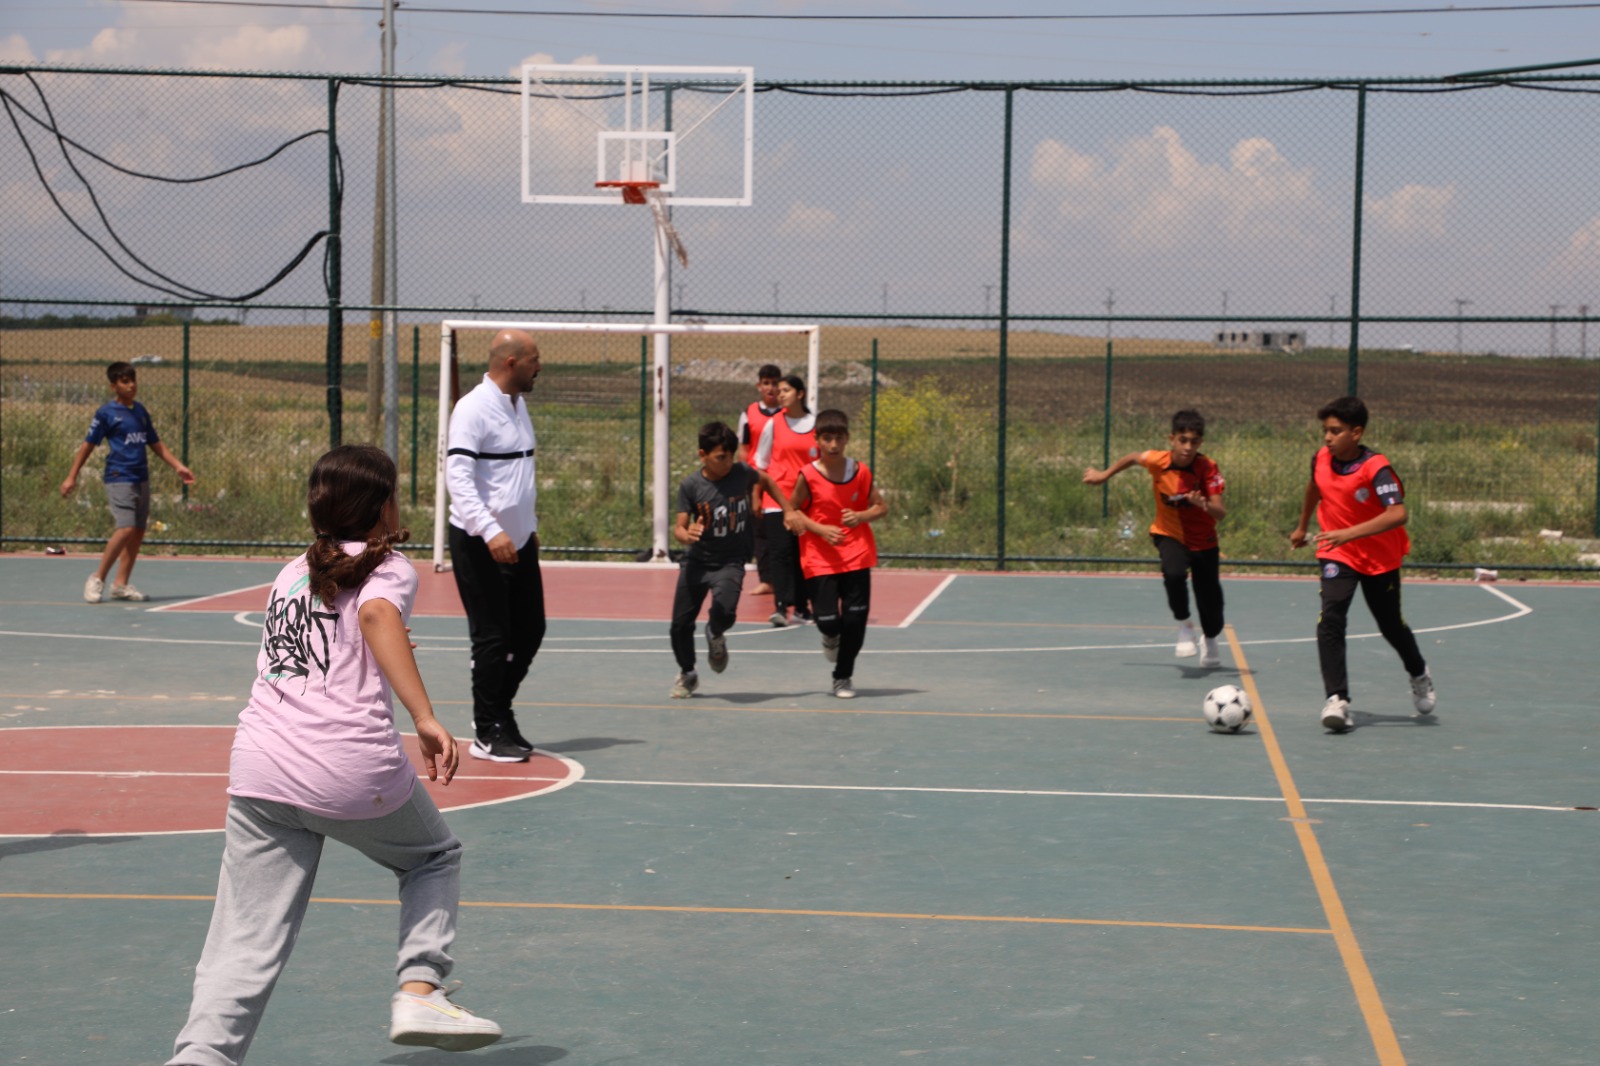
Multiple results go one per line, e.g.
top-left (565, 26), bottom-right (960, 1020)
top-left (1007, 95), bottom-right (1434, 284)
top-left (1026, 126), bottom-right (1319, 252)
top-left (1547, 214), bottom-right (1600, 277)
top-left (1364, 183), bottom-right (1454, 238)
top-left (1, 34), bottom-right (38, 63)
top-left (775, 201), bottom-right (839, 237)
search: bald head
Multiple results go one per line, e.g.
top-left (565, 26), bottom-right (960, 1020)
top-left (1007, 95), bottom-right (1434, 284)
top-left (487, 329), bottom-right (541, 394)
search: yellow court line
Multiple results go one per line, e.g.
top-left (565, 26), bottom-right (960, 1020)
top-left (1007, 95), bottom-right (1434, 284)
top-left (0, 892), bottom-right (1331, 937)
top-left (1225, 625), bottom-right (1406, 1066)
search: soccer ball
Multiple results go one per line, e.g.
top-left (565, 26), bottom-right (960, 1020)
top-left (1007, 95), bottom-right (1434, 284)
top-left (1203, 685), bottom-right (1253, 733)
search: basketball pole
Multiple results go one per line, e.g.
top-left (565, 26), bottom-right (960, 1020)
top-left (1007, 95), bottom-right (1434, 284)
top-left (651, 206), bottom-right (672, 561)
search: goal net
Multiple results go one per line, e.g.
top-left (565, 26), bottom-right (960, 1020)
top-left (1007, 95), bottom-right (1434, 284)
top-left (433, 319), bottom-right (822, 572)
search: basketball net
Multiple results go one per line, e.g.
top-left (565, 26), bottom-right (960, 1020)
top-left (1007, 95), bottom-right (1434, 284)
top-left (643, 185), bottom-right (688, 268)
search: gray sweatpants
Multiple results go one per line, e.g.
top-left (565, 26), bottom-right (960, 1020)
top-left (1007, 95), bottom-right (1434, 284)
top-left (167, 788), bottom-right (463, 1066)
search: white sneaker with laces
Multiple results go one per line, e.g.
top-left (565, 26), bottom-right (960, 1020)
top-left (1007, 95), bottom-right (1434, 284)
top-left (1175, 621), bottom-right (1198, 658)
top-left (84, 575), bottom-right (104, 603)
top-left (389, 987), bottom-right (503, 1052)
top-left (1321, 695), bottom-right (1353, 732)
top-left (111, 583), bottom-right (148, 602)
top-left (832, 677), bottom-right (856, 699)
top-left (1198, 636), bottom-right (1221, 668)
top-left (1409, 670), bottom-right (1436, 715)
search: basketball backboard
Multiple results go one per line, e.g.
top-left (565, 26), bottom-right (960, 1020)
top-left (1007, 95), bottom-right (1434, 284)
top-left (521, 64), bottom-right (754, 207)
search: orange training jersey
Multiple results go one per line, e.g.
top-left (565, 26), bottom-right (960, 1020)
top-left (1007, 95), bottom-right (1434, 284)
top-left (741, 401), bottom-right (777, 464)
top-left (1138, 450), bottom-right (1224, 551)
top-left (758, 412), bottom-right (817, 512)
top-left (797, 459), bottom-right (878, 578)
top-left (1313, 446), bottom-right (1409, 575)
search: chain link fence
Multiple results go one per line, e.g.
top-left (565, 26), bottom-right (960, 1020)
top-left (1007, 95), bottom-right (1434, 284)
top-left (3, 66), bottom-right (1597, 571)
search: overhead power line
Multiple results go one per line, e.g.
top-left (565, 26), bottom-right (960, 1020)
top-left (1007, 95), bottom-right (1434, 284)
top-left (114, 1), bottom-right (1600, 22)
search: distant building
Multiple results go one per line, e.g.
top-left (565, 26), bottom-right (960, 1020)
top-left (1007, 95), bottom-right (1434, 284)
top-left (1214, 328), bottom-right (1304, 352)
top-left (134, 305), bottom-right (195, 321)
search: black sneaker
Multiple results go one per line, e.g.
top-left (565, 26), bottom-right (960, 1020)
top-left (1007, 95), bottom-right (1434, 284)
top-left (470, 733), bottom-right (529, 763)
top-left (506, 722), bottom-right (535, 752)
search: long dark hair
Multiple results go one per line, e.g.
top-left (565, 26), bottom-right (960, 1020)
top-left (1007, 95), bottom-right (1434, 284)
top-left (781, 373), bottom-right (811, 415)
top-left (305, 445), bottom-right (409, 607)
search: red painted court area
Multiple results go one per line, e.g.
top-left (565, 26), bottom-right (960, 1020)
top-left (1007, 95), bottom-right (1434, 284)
top-left (166, 562), bottom-right (947, 626)
top-left (3, 727), bottom-right (579, 837)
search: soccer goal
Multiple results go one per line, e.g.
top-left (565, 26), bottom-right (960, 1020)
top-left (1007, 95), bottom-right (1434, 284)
top-left (433, 319), bottom-right (822, 572)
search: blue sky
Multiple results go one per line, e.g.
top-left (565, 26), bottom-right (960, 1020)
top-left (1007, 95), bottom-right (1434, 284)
top-left (3, 1), bottom-right (1597, 83)
top-left (3, 3), bottom-right (1597, 354)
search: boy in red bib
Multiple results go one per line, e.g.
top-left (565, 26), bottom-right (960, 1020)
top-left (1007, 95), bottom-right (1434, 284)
top-left (785, 410), bottom-right (888, 699)
top-left (1083, 409), bottom-right (1228, 667)
top-left (1291, 395), bottom-right (1436, 733)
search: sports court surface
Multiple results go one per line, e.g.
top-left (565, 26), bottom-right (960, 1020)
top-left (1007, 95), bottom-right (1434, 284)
top-left (2, 553), bottom-right (1595, 1066)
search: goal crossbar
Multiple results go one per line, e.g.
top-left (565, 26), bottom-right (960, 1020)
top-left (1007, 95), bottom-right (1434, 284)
top-left (434, 319), bottom-right (822, 571)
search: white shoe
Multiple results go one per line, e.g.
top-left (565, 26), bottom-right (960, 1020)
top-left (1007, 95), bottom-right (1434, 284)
top-left (1409, 669), bottom-right (1436, 715)
top-left (1175, 622), bottom-right (1198, 658)
top-left (706, 629), bottom-right (729, 674)
top-left (832, 677), bottom-right (856, 699)
top-left (1321, 695), bottom-right (1353, 732)
top-left (389, 987), bottom-right (502, 1052)
top-left (768, 611), bottom-right (788, 628)
top-left (110, 582), bottom-right (147, 602)
top-left (670, 670), bottom-right (699, 699)
top-left (84, 574), bottom-right (104, 603)
top-left (1198, 636), bottom-right (1221, 668)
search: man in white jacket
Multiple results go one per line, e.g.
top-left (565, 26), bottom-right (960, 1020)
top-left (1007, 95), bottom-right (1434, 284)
top-left (446, 329), bottom-right (546, 762)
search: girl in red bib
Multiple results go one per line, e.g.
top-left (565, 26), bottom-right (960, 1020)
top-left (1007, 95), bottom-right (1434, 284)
top-left (785, 410), bottom-right (888, 699)
top-left (753, 373), bottom-right (818, 626)
top-left (1291, 396), bottom-right (1436, 733)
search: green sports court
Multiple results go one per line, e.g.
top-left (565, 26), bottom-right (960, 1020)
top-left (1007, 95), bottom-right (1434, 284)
top-left (2, 553), bottom-right (1593, 1065)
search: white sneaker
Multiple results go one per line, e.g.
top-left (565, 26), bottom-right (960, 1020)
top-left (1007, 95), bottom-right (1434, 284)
top-left (110, 582), bottom-right (147, 602)
top-left (768, 611), bottom-right (788, 628)
top-left (1175, 622), bottom-right (1198, 658)
top-left (84, 574), bottom-right (104, 603)
top-left (389, 987), bottom-right (502, 1052)
top-left (832, 677), bottom-right (856, 699)
top-left (821, 632), bottom-right (840, 663)
top-left (1198, 636), bottom-right (1221, 668)
top-left (1321, 695), bottom-right (1353, 732)
top-left (1410, 670), bottom-right (1436, 715)
top-left (670, 670), bottom-right (699, 699)
top-left (706, 629), bottom-right (729, 674)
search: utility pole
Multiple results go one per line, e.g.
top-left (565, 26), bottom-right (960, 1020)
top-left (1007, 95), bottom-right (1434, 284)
top-left (771, 282), bottom-right (779, 315)
top-left (881, 282), bottom-right (889, 318)
top-left (1328, 294), bottom-right (1337, 348)
top-left (1104, 288), bottom-right (1116, 342)
top-left (1452, 298), bottom-right (1472, 356)
top-left (1581, 303), bottom-right (1590, 359)
top-left (675, 281), bottom-right (686, 309)
top-left (1219, 289), bottom-right (1229, 343)
top-left (1550, 304), bottom-right (1565, 357)
top-left (983, 284), bottom-right (994, 317)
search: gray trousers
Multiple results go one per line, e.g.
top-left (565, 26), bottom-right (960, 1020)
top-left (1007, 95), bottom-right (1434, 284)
top-left (168, 788), bottom-right (462, 1066)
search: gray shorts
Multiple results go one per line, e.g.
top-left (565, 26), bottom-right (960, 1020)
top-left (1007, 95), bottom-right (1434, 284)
top-left (106, 481), bottom-right (151, 530)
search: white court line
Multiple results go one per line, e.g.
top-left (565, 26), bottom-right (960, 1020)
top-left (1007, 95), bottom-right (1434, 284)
top-left (0, 768), bottom-right (1581, 815)
top-left (147, 581), bottom-right (272, 613)
top-left (899, 573), bottom-right (957, 628)
top-left (0, 583), bottom-right (1537, 656)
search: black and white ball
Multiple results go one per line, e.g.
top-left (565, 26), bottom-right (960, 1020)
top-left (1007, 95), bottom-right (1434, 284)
top-left (1202, 685), bottom-right (1253, 733)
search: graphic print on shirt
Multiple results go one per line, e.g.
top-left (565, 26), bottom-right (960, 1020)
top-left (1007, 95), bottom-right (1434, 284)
top-left (261, 574), bottom-right (338, 689)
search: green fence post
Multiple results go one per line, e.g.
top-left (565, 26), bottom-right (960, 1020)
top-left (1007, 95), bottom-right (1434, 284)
top-left (996, 85), bottom-right (1015, 570)
top-left (410, 324), bottom-right (420, 506)
top-left (1101, 335), bottom-right (1113, 519)
top-left (325, 77), bottom-right (344, 448)
top-left (869, 337), bottom-right (879, 472)
top-left (638, 335), bottom-right (648, 509)
top-left (181, 320), bottom-right (191, 503)
top-left (1346, 83), bottom-right (1368, 396)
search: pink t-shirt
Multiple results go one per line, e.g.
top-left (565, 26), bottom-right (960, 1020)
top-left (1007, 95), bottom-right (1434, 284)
top-left (229, 546), bottom-right (419, 819)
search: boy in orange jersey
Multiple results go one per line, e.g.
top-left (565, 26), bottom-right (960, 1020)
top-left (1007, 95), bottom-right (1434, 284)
top-left (1290, 396), bottom-right (1435, 733)
top-left (1083, 409), bottom-right (1228, 667)
top-left (784, 410), bottom-right (887, 699)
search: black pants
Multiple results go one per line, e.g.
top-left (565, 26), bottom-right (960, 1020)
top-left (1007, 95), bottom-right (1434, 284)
top-left (1153, 535), bottom-right (1224, 638)
top-left (760, 511), bottom-right (807, 615)
top-left (669, 559), bottom-right (745, 673)
top-left (448, 525), bottom-right (546, 737)
top-left (807, 568), bottom-right (871, 681)
top-left (1317, 561), bottom-right (1426, 700)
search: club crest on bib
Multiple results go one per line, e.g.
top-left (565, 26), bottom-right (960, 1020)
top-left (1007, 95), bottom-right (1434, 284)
top-left (1323, 561), bottom-right (1341, 579)
top-left (1355, 487), bottom-right (1370, 503)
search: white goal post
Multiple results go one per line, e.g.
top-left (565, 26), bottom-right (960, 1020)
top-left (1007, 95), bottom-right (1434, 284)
top-left (433, 319), bottom-right (822, 572)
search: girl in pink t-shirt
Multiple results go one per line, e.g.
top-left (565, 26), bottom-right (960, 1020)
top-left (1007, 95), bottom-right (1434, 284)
top-left (168, 446), bottom-right (501, 1065)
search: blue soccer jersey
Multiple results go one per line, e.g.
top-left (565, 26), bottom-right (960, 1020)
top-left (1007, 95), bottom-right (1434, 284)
top-left (86, 401), bottom-right (160, 483)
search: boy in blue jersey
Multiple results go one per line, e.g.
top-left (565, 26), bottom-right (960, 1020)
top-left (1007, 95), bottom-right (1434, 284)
top-left (61, 361), bottom-right (196, 603)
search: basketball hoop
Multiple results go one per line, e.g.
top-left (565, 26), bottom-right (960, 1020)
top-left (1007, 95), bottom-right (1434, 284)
top-left (596, 180), bottom-right (689, 268)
